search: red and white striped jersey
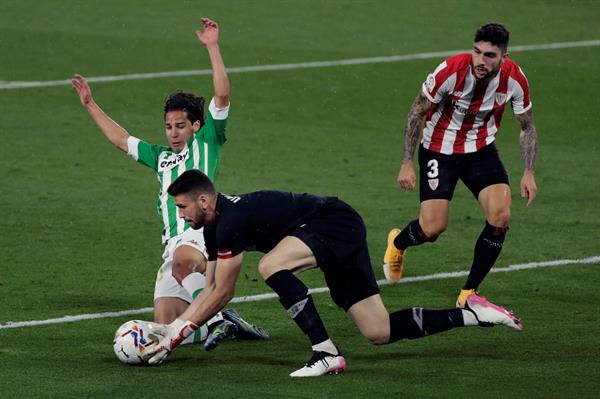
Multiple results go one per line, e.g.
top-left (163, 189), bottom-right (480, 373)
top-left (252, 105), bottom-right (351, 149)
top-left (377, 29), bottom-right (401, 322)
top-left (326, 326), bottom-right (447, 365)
top-left (421, 53), bottom-right (531, 154)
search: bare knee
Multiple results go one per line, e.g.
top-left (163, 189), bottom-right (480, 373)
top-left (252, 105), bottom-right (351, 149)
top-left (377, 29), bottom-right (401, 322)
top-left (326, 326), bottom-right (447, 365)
top-left (258, 255), bottom-right (277, 279)
top-left (360, 326), bottom-right (389, 345)
top-left (420, 218), bottom-right (447, 237)
top-left (172, 258), bottom-right (194, 284)
top-left (172, 247), bottom-right (207, 284)
top-left (488, 209), bottom-right (511, 227)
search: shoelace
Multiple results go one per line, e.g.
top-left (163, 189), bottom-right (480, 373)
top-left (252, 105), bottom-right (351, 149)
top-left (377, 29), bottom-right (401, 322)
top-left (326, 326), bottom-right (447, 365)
top-left (305, 351), bottom-right (334, 368)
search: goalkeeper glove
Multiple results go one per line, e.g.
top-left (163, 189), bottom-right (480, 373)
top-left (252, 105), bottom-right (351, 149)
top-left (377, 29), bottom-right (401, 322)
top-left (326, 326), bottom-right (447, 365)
top-left (143, 319), bottom-right (199, 365)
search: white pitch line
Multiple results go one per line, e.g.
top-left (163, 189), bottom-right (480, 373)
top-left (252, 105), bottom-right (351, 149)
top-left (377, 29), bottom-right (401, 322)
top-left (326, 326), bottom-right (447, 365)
top-left (1, 39), bottom-right (599, 90)
top-left (1, 255), bottom-right (598, 330)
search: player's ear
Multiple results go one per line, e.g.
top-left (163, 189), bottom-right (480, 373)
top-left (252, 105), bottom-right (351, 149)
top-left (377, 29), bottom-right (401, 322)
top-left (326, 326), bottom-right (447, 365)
top-left (192, 120), bottom-right (201, 132)
top-left (198, 194), bottom-right (209, 209)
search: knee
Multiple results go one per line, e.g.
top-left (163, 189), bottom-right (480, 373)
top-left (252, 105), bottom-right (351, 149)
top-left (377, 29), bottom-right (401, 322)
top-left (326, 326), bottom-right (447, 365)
top-left (172, 249), bottom-right (207, 284)
top-left (488, 209), bottom-right (511, 227)
top-left (258, 256), bottom-right (276, 279)
top-left (420, 219), bottom-right (446, 238)
top-left (357, 323), bottom-right (390, 345)
top-left (362, 329), bottom-right (389, 346)
top-left (171, 259), bottom-right (190, 284)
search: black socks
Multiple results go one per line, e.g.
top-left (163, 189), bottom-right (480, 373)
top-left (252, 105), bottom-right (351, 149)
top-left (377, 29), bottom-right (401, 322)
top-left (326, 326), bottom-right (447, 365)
top-left (388, 308), bottom-right (465, 342)
top-left (464, 222), bottom-right (508, 290)
top-left (394, 219), bottom-right (437, 250)
top-left (265, 269), bottom-right (329, 345)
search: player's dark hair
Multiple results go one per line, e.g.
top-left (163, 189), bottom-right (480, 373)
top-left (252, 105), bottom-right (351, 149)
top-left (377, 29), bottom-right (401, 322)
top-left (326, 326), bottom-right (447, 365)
top-left (164, 91), bottom-right (205, 127)
top-left (474, 23), bottom-right (509, 51)
top-left (168, 170), bottom-right (216, 198)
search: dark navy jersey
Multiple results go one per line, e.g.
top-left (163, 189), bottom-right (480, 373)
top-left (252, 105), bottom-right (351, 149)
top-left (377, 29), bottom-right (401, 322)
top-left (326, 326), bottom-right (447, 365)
top-left (204, 191), bottom-right (338, 261)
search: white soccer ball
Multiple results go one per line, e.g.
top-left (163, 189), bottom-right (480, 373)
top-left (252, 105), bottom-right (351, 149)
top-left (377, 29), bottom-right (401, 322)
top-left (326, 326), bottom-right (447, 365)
top-left (113, 320), bottom-right (158, 365)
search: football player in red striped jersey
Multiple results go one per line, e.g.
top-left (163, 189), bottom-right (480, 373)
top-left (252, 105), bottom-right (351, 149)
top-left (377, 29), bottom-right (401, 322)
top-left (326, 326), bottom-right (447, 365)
top-left (384, 23), bottom-right (538, 307)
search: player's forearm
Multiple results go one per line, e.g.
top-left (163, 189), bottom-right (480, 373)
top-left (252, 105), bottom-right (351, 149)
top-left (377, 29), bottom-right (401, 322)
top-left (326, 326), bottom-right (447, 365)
top-left (517, 110), bottom-right (537, 172)
top-left (85, 100), bottom-right (129, 152)
top-left (188, 288), bottom-right (232, 326)
top-left (402, 93), bottom-right (430, 163)
top-left (206, 44), bottom-right (230, 106)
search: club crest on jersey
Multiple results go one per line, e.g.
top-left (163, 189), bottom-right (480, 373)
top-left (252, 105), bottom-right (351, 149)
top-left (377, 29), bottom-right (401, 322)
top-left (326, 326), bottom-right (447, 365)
top-left (426, 74), bottom-right (436, 92)
top-left (495, 92), bottom-right (508, 104)
top-left (428, 178), bottom-right (439, 190)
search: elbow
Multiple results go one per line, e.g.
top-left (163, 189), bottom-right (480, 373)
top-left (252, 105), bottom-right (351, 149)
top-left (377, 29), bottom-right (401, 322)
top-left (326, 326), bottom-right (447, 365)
top-left (214, 93), bottom-right (230, 106)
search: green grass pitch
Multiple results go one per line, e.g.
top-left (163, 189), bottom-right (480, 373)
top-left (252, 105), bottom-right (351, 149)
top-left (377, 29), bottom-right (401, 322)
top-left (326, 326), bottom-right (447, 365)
top-left (1, 1), bottom-right (599, 397)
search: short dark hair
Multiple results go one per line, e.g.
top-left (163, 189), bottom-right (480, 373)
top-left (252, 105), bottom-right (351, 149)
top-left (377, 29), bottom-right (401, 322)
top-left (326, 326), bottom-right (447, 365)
top-left (168, 170), bottom-right (216, 198)
top-left (164, 91), bottom-right (205, 127)
top-left (474, 23), bottom-right (509, 51)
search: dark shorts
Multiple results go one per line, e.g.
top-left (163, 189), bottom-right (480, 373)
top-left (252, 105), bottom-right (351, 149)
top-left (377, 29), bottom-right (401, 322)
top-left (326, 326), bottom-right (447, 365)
top-left (290, 200), bottom-right (380, 311)
top-left (418, 143), bottom-right (509, 202)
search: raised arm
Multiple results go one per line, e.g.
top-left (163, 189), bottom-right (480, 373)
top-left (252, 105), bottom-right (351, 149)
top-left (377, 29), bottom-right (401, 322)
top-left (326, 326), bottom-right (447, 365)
top-left (71, 74), bottom-right (129, 152)
top-left (196, 18), bottom-right (229, 108)
top-left (397, 91), bottom-right (434, 190)
top-left (515, 109), bottom-right (538, 207)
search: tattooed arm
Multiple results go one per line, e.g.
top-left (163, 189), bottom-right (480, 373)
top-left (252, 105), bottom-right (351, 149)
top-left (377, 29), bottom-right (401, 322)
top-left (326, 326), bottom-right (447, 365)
top-left (515, 109), bottom-right (538, 206)
top-left (397, 92), bottom-right (434, 190)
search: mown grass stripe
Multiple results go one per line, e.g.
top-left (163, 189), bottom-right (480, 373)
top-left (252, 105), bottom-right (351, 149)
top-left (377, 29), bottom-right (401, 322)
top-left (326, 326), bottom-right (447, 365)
top-left (1, 255), bottom-right (597, 330)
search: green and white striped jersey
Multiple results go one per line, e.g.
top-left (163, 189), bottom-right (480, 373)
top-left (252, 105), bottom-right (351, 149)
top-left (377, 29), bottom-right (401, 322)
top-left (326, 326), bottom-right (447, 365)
top-left (127, 98), bottom-right (228, 244)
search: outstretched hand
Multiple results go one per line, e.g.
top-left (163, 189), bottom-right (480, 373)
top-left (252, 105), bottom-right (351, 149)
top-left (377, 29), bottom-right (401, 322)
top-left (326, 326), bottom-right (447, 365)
top-left (195, 17), bottom-right (219, 47)
top-left (71, 74), bottom-right (93, 106)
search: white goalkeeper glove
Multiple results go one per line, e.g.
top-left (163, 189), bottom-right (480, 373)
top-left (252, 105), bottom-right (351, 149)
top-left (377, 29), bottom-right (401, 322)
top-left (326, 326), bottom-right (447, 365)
top-left (142, 318), bottom-right (199, 365)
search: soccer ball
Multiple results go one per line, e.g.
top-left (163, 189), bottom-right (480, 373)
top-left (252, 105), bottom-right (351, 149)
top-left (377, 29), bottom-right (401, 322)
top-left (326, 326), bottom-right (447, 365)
top-left (113, 320), bottom-right (158, 365)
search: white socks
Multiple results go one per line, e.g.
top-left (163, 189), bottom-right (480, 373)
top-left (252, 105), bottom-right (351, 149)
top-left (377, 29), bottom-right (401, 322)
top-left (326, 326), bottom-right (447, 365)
top-left (181, 272), bottom-right (206, 299)
top-left (312, 339), bottom-right (338, 355)
top-left (180, 272), bottom-right (207, 345)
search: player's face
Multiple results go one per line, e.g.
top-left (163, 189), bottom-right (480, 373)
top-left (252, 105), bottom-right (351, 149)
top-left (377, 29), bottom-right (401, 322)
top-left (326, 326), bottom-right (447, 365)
top-left (471, 41), bottom-right (507, 80)
top-left (164, 111), bottom-right (200, 153)
top-left (174, 194), bottom-right (208, 229)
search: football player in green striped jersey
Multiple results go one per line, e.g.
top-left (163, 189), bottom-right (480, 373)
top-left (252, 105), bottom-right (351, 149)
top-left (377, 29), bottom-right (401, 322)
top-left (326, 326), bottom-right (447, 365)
top-left (72, 18), bottom-right (268, 347)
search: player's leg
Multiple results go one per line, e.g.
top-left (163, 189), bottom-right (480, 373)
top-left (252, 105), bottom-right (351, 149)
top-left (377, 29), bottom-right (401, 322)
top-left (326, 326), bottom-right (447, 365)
top-left (348, 293), bottom-right (522, 344)
top-left (458, 144), bottom-right (511, 306)
top-left (384, 146), bottom-right (457, 282)
top-left (338, 241), bottom-right (470, 343)
top-left (171, 244), bottom-right (207, 297)
top-left (153, 297), bottom-right (188, 324)
top-left (259, 236), bottom-right (342, 377)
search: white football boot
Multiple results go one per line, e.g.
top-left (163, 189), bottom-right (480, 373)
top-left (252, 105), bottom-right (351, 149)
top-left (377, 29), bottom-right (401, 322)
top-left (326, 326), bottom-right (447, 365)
top-left (289, 348), bottom-right (346, 377)
top-left (464, 293), bottom-right (524, 330)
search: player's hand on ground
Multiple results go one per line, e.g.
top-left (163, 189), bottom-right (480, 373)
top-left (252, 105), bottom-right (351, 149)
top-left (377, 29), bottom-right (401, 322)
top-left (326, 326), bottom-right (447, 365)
top-left (196, 17), bottom-right (219, 47)
top-left (397, 162), bottom-right (416, 190)
top-left (71, 74), bottom-right (93, 107)
top-left (143, 319), bottom-right (199, 365)
top-left (520, 170), bottom-right (537, 207)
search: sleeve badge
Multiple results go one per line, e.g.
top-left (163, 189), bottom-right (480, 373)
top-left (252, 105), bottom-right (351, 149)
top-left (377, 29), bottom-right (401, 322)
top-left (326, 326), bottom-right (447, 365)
top-left (425, 74), bottom-right (436, 92)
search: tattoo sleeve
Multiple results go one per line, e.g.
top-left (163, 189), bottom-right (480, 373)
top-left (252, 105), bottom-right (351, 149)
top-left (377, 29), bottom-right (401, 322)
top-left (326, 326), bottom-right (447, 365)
top-left (403, 92), bottom-right (432, 162)
top-left (516, 109), bottom-right (538, 171)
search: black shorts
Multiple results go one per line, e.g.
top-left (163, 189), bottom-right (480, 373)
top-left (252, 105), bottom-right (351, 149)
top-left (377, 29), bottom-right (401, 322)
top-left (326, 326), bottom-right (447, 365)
top-left (290, 200), bottom-right (380, 311)
top-left (418, 143), bottom-right (509, 202)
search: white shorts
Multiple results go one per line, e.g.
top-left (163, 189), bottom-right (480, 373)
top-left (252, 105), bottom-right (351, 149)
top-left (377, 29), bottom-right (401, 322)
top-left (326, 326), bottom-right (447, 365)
top-left (154, 228), bottom-right (208, 302)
